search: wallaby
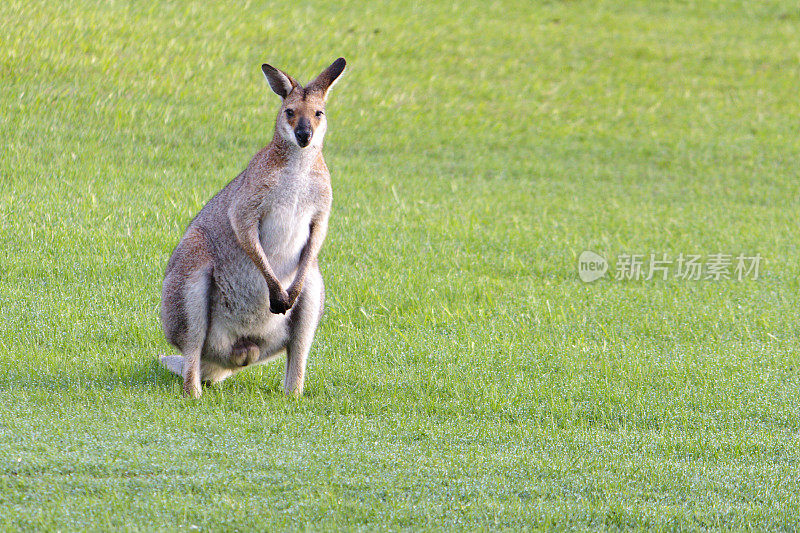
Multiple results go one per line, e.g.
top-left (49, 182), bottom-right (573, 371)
top-left (159, 58), bottom-right (346, 398)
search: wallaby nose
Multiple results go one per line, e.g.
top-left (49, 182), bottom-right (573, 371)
top-left (295, 118), bottom-right (312, 147)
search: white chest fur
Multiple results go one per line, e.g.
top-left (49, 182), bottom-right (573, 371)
top-left (259, 167), bottom-right (314, 282)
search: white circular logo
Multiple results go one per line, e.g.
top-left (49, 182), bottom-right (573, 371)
top-left (578, 251), bottom-right (608, 282)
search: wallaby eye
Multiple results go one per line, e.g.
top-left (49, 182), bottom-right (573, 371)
top-left (285, 109), bottom-right (295, 118)
top-left (315, 110), bottom-right (324, 118)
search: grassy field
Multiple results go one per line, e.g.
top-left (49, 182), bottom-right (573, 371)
top-left (2, 0), bottom-right (800, 530)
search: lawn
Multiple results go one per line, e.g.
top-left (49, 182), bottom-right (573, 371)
top-left (2, 0), bottom-right (800, 530)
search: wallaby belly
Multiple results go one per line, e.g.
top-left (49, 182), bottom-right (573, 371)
top-left (201, 202), bottom-right (314, 362)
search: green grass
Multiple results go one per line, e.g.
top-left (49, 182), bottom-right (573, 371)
top-left (2, 0), bottom-right (800, 530)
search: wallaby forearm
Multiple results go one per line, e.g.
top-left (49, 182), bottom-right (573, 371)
top-left (229, 207), bottom-right (284, 294)
top-left (242, 228), bottom-right (284, 293)
top-left (288, 215), bottom-right (328, 301)
top-left (288, 240), bottom-right (313, 300)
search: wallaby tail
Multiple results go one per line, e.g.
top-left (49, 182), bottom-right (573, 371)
top-left (159, 354), bottom-right (236, 385)
top-left (159, 354), bottom-right (184, 376)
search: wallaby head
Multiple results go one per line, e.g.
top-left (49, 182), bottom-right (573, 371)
top-left (261, 57), bottom-right (346, 150)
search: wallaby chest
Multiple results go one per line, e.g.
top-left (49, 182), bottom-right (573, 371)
top-left (257, 168), bottom-right (317, 277)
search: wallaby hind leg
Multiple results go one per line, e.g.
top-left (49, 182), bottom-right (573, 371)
top-left (160, 228), bottom-right (214, 398)
top-left (178, 268), bottom-right (211, 398)
top-left (284, 268), bottom-right (324, 396)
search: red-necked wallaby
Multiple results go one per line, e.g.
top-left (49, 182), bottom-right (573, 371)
top-left (160, 58), bottom-right (346, 398)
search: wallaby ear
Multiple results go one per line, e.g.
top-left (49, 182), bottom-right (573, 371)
top-left (261, 64), bottom-right (298, 99)
top-left (307, 57), bottom-right (347, 99)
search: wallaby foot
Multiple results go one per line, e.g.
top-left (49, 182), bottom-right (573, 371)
top-left (160, 354), bottom-right (200, 397)
top-left (183, 382), bottom-right (202, 398)
top-left (182, 350), bottom-right (203, 398)
top-left (183, 370), bottom-right (202, 398)
top-left (231, 339), bottom-right (260, 367)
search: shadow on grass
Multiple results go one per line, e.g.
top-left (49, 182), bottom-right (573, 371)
top-left (0, 358), bottom-right (303, 397)
top-left (0, 359), bottom-right (172, 392)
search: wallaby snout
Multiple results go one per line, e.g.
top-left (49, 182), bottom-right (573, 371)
top-left (295, 117), bottom-right (312, 147)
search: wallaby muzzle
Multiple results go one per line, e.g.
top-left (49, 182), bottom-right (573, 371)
top-left (295, 117), bottom-right (312, 147)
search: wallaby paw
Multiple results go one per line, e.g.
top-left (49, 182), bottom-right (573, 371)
top-left (269, 289), bottom-right (291, 314)
top-left (269, 301), bottom-right (290, 314)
